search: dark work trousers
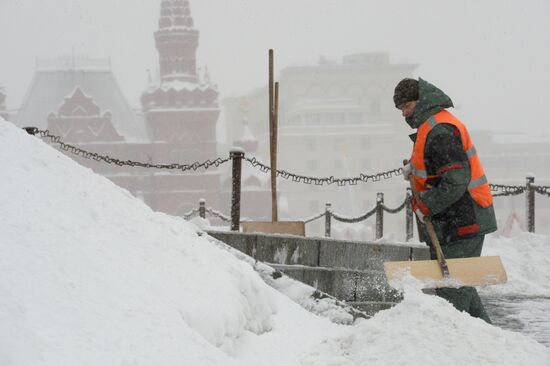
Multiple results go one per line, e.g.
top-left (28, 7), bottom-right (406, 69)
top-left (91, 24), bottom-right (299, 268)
top-left (429, 235), bottom-right (492, 324)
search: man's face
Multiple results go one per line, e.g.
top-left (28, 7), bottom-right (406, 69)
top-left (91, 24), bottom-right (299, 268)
top-left (398, 100), bottom-right (417, 118)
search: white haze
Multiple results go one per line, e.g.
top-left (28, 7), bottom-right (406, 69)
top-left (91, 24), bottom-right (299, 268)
top-left (1, 0), bottom-right (550, 134)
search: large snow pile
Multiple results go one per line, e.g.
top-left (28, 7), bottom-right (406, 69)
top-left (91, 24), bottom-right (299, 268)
top-left (1, 118), bottom-right (548, 365)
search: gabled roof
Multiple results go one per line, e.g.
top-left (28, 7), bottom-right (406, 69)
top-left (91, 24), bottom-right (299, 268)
top-left (15, 68), bottom-right (150, 142)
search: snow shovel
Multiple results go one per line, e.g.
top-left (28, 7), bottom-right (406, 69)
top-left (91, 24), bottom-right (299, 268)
top-left (384, 164), bottom-right (507, 288)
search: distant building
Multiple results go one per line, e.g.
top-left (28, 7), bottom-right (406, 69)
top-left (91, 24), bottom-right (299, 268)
top-left (222, 53), bottom-right (550, 237)
top-left (13, 0), bottom-right (226, 217)
top-left (10, 0), bottom-right (273, 222)
top-left (475, 131), bottom-right (550, 234)
top-left (222, 53), bottom-right (417, 236)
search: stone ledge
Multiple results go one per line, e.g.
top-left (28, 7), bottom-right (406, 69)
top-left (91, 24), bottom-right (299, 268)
top-left (270, 264), bottom-right (402, 303)
top-left (207, 231), bottom-right (429, 270)
top-left (206, 230), bottom-right (427, 313)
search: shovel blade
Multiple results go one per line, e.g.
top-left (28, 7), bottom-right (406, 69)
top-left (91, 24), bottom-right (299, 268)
top-left (384, 256), bottom-right (507, 288)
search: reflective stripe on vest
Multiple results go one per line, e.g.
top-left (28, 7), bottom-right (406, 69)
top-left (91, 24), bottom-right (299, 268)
top-left (409, 110), bottom-right (493, 208)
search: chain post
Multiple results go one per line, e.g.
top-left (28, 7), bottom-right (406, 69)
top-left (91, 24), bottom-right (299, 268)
top-left (230, 149), bottom-right (244, 231)
top-left (325, 202), bottom-right (332, 238)
top-left (405, 187), bottom-right (414, 241)
top-left (526, 175), bottom-right (535, 233)
top-left (199, 198), bottom-right (206, 219)
top-left (375, 192), bottom-right (384, 239)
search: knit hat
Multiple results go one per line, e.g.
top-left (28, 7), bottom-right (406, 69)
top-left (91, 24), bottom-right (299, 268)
top-left (393, 78), bottom-right (419, 108)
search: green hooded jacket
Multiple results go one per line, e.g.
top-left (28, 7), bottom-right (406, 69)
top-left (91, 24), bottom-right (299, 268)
top-left (409, 79), bottom-right (497, 245)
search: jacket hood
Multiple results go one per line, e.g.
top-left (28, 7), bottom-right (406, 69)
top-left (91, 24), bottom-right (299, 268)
top-left (405, 78), bottom-right (454, 129)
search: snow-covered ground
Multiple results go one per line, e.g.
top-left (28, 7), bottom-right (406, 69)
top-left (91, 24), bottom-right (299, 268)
top-left (1, 117), bottom-right (549, 365)
top-left (481, 233), bottom-right (550, 347)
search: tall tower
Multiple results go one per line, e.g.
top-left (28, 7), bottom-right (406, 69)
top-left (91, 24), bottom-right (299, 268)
top-left (141, 0), bottom-right (220, 163)
top-left (141, 0), bottom-right (222, 214)
top-left (155, 0), bottom-right (198, 83)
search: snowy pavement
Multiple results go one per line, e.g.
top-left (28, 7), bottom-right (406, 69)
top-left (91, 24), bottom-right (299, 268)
top-left (484, 295), bottom-right (550, 347)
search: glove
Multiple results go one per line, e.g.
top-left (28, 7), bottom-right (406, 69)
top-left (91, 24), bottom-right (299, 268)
top-left (414, 207), bottom-right (425, 223)
top-left (402, 162), bottom-right (412, 181)
top-left (411, 196), bottom-right (430, 224)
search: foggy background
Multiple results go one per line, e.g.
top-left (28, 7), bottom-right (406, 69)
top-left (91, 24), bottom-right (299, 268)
top-left (1, 0), bottom-right (550, 135)
top-left (1, 0), bottom-right (549, 237)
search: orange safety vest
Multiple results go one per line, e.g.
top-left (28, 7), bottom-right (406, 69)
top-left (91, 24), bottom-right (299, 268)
top-left (410, 110), bottom-right (493, 208)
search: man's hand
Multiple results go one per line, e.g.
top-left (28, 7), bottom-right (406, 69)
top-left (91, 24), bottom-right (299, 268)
top-left (402, 162), bottom-right (412, 181)
top-left (411, 196), bottom-right (429, 224)
top-left (414, 207), bottom-right (425, 223)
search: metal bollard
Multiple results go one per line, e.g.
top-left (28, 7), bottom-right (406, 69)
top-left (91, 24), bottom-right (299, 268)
top-left (325, 202), bottom-right (332, 238)
top-left (405, 187), bottom-right (414, 241)
top-left (230, 149), bottom-right (244, 231)
top-left (376, 192), bottom-right (384, 239)
top-left (526, 176), bottom-right (535, 233)
top-left (199, 198), bottom-right (206, 219)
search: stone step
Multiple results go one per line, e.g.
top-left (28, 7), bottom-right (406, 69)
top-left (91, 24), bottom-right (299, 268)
top-left (207, 230), bottom-right (429, 314)
top-left (270, 264), bottom-right (403, 303)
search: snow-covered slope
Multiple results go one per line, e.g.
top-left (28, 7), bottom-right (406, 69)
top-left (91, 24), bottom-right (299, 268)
top-left (0, 119), bottom-right (346, 364)
top-left (1, 118), bottom-right (548, 365)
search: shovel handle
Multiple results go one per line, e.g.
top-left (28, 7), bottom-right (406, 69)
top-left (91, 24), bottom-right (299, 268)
top-left (404, 159), bottom-right (450, 277)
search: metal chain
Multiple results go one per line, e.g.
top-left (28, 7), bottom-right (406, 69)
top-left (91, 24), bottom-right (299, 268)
top-left (535, 185), bottom-right (550, 197)
top-left (31, 128), bottom-right (231, 171)
top-left (24, 128), bottom-right (547, 195)
top-left (302, 211), bottom-right (326, 224)
top-left (332, 206), bottom-right (378, 224)
top-left (182, 208), bottom-right (199, 220)
top-left (244, 156), bottom-right (403, 186)
top-left (490, 183), bottom-right (525, 195)
top-left (205, 208), bottom-right (231, 222)
top-left (381, 197), bottom-right (408, 214)
top-left (493, 191), bottom-right (524, 198)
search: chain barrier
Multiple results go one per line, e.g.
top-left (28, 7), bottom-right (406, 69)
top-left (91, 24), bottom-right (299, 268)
top-left (535, 185), bottom-right (550, 197)
top-left (24, 128), bottom-right (548, 194)
top-left (332, 206), bottom-right (378, 224)
top-left (182, 208), bottom-right (199, 220)
top-left (381, 198), bottom-right (408, 214)
top-left (490, 183), bottom-right (526, 196)
top-left (302, 211), bottom-right (326, 224)
top-left (30, 128), bottom-right (231, 171)
top-left (244, 156), bottom-right (403, 186)
top-left (205, 208), bottom-right (231, 222)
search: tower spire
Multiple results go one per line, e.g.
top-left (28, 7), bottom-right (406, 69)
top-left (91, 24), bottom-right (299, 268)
top-left (155, 0), bottom-right (199, 82)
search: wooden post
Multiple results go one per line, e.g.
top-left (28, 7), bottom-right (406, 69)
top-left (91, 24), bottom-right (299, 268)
top-left (230, 149), bottom-right (244, 231)
top-left (199, 198), bottom-right (206, 219)
top-left (376, 192), bottom-right (384, 239)
top-left (526, 175), bottom-right (535, 233)
top-left (325, 202), bottom-right (332, 238)
top-left (269, 49), bottom-right (278, 222)
top-left (405, 187), bottom-right (414, 241)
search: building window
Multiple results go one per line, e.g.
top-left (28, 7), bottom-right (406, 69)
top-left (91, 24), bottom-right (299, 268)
top-left (288, 115), bottom-right (303, 126)
top-left (325, 113), bottom-right (345, 125)
top-left (307, 138), bottom-right (316, 151)
top-left (347, 112), bottom-right (362, 125)
top-left (304, 113), bottom-right (320, 126)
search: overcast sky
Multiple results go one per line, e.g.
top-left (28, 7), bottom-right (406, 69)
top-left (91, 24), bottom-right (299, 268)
top-left (1, 0), bottom-right (549, 133)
